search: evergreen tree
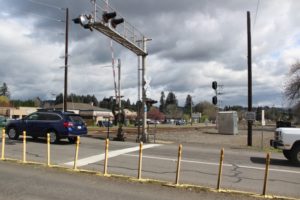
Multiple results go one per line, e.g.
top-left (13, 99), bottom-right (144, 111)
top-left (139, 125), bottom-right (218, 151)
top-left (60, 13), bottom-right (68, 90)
top-left (165, 92), bottom-right (178, 106)
top-left (159, 91), bottom-right (165, 113)
top-left (184, 94), bottom-right (193, 115)
top-left (0, 82), bottom-right (10, 98)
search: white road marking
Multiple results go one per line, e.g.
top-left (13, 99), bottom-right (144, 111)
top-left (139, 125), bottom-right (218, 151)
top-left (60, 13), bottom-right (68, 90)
top-left (64, 144), bottom-right (162, 167)
top-left (123, 154), bottom-right (300, 174)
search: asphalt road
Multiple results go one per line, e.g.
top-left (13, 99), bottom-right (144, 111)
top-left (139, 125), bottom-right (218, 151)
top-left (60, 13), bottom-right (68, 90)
top-left (1, 136), bottom-right (299, 199)
top-left (0, 161), bottom-right (266, 200)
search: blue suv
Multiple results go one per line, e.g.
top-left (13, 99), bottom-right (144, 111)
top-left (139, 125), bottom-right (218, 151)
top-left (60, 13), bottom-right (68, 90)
top-left (5, 110), bottom-right (88, 144)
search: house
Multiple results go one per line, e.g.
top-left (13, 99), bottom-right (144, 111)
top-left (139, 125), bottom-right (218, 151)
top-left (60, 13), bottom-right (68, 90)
top-left (52, 103), bottom-right (113, 125)
top-left (0, 106), bottom-right (38, 119)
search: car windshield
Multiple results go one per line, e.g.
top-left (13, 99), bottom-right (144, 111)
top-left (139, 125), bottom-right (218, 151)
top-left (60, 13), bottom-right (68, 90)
top-left (68, 115), bottom-right (85, 124)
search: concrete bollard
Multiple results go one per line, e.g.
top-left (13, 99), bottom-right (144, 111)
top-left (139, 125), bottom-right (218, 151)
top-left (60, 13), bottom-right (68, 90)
top-left (1, 129), bottom-right (5, 160)
top-left (138, 142), bottom-right (143, 180)
top-left (262, 152), bottom-right (271, 196)
top-left (217, 148), bottom-right (224, 190)
top-left (175, 144), bottom-right (183, 185)
top-left (23, 131), bottom-right (27, 163)
top-left (73, 136), bottom-right (80, 170)
top-left (104, 138), bottom-right (109, 175)
top-left (47, 133), bottom-right (51, 166)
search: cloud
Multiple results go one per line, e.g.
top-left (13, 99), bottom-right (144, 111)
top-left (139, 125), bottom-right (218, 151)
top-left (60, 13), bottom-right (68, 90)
top-left (0, 0), bottom-right (299, 108)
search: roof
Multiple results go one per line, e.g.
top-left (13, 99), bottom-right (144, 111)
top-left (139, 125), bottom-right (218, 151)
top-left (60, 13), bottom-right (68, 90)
top-left (53, 103), bottom-right (111, 112)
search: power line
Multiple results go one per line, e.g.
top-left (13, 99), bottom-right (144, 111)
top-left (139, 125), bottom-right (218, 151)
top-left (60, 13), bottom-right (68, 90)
top-left (28, 0), bottom-right (64, 11)
top-left (253, 0), bottom-right (260, 32)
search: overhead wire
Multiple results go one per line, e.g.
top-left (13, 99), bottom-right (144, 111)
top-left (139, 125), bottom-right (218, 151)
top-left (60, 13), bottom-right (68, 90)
top-left (252, 0), bottom-right (260, 33)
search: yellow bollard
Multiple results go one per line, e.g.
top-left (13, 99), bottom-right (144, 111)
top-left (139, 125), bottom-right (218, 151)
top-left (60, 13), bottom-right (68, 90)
top-left (217, 148), bottom-right (224, 190)
top-left (23, 131), bottom-right (26, 163)
top-left (47, 133), bottom-right (51, 166)
top-left (175, 144), bottom-right (183, 185)
top-left (73, 136), bottom-right (80, 170)
top-left (1, 129), bottom-right (5, 160)
top-left (138, 142), bottom-right (143, 180)
top-left (262, 152), bottom-right (271, 196)
top-left (103, 138), bottom-right (109, 175)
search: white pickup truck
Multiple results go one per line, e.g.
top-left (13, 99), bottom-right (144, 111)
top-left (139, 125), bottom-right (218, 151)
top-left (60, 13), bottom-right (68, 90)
top-left (270, 127), bottom-right (300, 165)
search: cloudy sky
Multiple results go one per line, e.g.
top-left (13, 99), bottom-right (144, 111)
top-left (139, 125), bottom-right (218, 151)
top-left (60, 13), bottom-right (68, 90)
top-left (0, 0), bottom-right (299, 107)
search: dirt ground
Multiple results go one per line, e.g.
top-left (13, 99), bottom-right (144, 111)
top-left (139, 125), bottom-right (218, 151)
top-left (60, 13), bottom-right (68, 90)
top-left (89, 123), bottom-right (276, 151)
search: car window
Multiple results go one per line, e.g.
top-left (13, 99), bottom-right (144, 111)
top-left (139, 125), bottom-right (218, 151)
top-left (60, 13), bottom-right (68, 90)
top-left (68, 115), bottom-right (84, 124)
top-left (27, 113), bottom-right (39, 121)
top-left (46, 113), bottom-right (61, 121)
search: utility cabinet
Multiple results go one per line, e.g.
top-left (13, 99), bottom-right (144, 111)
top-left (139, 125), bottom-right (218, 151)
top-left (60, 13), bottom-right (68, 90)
top-left (218, 111), bottom-right (238, 135)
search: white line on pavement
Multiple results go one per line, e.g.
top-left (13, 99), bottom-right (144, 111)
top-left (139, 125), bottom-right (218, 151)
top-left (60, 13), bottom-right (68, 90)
top-left (123, 154), bottom-right (300, 174)
top-left (64, 144), bottom-right (162, 167)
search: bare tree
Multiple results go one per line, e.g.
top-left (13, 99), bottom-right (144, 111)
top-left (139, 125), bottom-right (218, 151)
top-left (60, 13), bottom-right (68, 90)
top-left (285, 62), bottom-right (300, 101)
top-left (284, 62), bottom-right (300, 122)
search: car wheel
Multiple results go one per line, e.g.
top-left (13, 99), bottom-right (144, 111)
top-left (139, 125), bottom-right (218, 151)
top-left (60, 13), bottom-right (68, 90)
top-left (49, 131), bottom-right (59, 144)
top-left (68, 137), bottom-right (77, 144)
top-left (282, 150), bottom-right (291, 160)
top-left (290, 145), bottom-right (300, 166)
top-left (7, 127), bottom-right (19, 140)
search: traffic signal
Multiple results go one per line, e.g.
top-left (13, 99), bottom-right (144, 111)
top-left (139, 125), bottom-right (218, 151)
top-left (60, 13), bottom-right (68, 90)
top-left (146, 99), bottom-right (157, 111)
top-left (212, 96), bottom-right (218, 105)
top-left (102, 11), bottom-right (124, 29)
top-left (111, 18), bottom-right (124, 28)
top-left (73, 15), bottom-right (93, 31)
top-left (212, 81), bottom-right (217, 90)
top-left (102, 12), bottom-right (116, 23)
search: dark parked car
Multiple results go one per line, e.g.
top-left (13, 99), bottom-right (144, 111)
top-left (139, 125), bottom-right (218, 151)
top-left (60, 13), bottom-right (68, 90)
top-left (5, 110), bottom-right (87, 144)
top-left (0, 116), bottom-right (7, 127)
top-left (97, 120), bottom-right (113, 127)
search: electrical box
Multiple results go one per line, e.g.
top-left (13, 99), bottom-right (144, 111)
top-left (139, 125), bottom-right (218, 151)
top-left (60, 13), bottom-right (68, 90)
top-left (218, 111), bottom-right (238, 135)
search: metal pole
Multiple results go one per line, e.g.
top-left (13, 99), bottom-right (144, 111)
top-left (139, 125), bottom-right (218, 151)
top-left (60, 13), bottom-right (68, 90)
top-left (1, 129), bottom-right (5, 160)
top-left (217, 148), bottom-right (224, 190)
top-left (137, 56), bottom-right (141, 141)
top-left (23, 131), bottom-right (26, 163)
top-left (63, 8), bottom-right (69, 112)
top-left (142, 38), bottom-right (148, 143)
top-left (175, 144), bottom-right (182, 185)
top-left (104, 138), bottom-right (109, 175)
top-left (138, 142), bottom-right (143, 180)
top-left (47, 133), bottom-right (51, 166)
top-left (73, 136), bottom-right (80, 170)
top-left (262, 153), bottom-right (271, 196)
top-left (247, 11), bottom-right (253, 146)
top-left (116, 59), bottom-right (124, 141)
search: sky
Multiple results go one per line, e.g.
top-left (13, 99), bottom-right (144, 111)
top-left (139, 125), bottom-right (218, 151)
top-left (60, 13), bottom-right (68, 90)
top-left (0, 0), bottom-right (299, 108)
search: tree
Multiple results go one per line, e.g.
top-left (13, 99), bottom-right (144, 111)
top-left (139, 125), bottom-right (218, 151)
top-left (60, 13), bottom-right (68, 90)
top-left (0, 96), bottom-right (10, 107)
top-left (184, 94), bottom-right (193, 115)
top-left (0, 82), bottom-right (10, 98)
top-left (284, 62), bottom-right (300, 122)
top-left (285, 62), bottom-right (300, 102)
top-left (194, 101), bottom-right (216, 121)
top-left (147, 107), bottom-right (165, 121)
top-left (159, 91), bottom-right (165, 113)
top-left (165, 92), bottom-right (178, 106)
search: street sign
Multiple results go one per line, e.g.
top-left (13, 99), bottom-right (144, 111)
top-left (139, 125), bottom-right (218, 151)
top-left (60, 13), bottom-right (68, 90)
top-left (245, 112), bottom-right (256, 121)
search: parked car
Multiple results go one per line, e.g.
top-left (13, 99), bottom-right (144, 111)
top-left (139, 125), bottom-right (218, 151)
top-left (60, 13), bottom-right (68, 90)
top-left (0, 116), bottom-right (7, 127)
top-left (97, 120), bottom-right (113, 127)
top-left (175, 120), bottom-right (186, 125)
top-left (5, 110), bottom-right (87, 144)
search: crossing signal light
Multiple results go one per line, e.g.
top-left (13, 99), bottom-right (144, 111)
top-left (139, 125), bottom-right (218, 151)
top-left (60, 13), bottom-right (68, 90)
top-left (111, 18), bottom-right (124, 28)
top-left (72, 15), bottom-right (85, 25)
top-left (102, 11), bottom-right (124, 29)
top-left (146, 99), bottom-right (157, 111)
top-left (212, 81), bottom-right (218, 90)
top-left (212, 96), bottom-right (218, 105)
top-left (102, 11), bottom-right (116, 23)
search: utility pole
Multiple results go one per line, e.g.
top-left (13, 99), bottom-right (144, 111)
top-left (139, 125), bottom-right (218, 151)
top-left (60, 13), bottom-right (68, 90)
top-left (63, 8), bottom-right (69, 112)
top-left (115, 59), bottom-right (125, 141)
top-left (247, 11), bottom-right (253, 146)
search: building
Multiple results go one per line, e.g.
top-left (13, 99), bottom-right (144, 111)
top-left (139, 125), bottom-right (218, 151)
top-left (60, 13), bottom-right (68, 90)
top-left (0, 107), bottom-right (38, 119)
top-left (52, 103), bottom-right (113, 125)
